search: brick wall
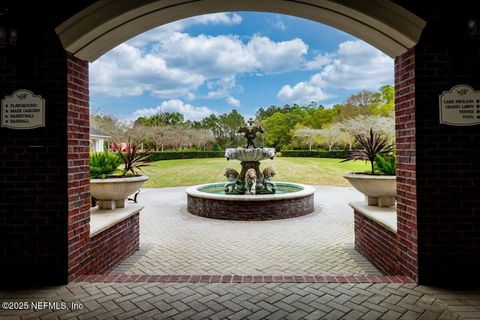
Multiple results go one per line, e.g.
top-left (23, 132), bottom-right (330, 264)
top-left (354, 46), bottom-right (418, 280)
top-left (187, 195), bottom-right (314, 220)
top-left (67, 54), bottom-right (91, 280)
top-left (401, 1), bottom-right (480, 285)
top-left (0, 2), bottom-right (143, 285)
top-left (0, 8), bottom-right (71, 286)
top-left (368, 0), bottom-right (480, 284)
top-left (88, 214), bottom-right (140, 274)
top-left (354, 211), bottom-right (399, 275)
top-left (394, 48), bottom-right (418, 280)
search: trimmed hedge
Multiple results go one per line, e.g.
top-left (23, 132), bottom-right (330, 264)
top-left (142, 150), bottom-right (348, 161)
top-left (143, 151), bottom-right (225, 161)
top-left (280, 150), bottom-right (349, 159)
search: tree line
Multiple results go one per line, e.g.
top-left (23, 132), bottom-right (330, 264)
top-left (91, 85), bottom-right (395, 152)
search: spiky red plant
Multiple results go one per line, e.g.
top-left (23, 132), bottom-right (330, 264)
top-left (342, 128), bottom-right (393, 174)
top-left (116, 142), bottom-right (150, 176)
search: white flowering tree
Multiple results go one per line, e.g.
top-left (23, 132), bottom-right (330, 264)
top-left (293, 128), bottom-right (323, 150)
top-left (318, 124), bottom-right (344, 151)
top-left (338, 115), bottom-right (395, 146)
top-left (186, 128), bottom-right (215, 151)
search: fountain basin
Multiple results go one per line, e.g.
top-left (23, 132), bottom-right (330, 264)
top-left (186, 182), bottom-right (315, 221)
top-left (225, 148), bottom-right (275, 161)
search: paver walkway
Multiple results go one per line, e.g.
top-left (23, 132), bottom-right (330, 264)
top-left (2, 186), bottom-right (480, 319)
top-left (2, 282), bottom-right (480, 319)
top-left (113, 186), bottom-right (380, 276)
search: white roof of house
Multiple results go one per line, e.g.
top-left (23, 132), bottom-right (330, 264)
top-left (90, 127), bottom-right (110, 139)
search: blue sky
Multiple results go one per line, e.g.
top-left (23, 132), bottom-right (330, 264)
top-left (90, 12), bottom-right (393, 120)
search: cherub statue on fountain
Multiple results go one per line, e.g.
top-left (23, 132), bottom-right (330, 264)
top-left (238, 118), bottom-right (264, 149)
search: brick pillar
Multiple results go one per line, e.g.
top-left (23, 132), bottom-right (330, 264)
top-left (411, 1), bottom-right (480, 286)
top-left (355, 49), bottom-right (419, 280)
top-left (394, 48), bottom-right (418, 280)
top-left (391, 0), bottom-right (480, 286)
top-left (0, 31), bottom-right (72, 286)
top-left (66, 54), bottom-right (91, 281)
top-left (0, 4), bottom-right (91, 285)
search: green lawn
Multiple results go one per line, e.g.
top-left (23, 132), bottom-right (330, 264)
top-left (142, 157), bottom-right (369, 188)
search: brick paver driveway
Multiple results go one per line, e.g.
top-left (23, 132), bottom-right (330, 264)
top-left (3, 282), bottom-right (480, 319)
top-left (2, 186), bottom-right (480, 319)
top-left (113, 186), bottom-right (380, 276)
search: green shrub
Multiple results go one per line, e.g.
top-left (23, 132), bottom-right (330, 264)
top-left (212, 144), bottom-right (223, 152)
top-left (142, 151), bottom-right (225, 161)
top-left (90, 152), bottom-right (122, 179)
top-left (280, 150), bottom-right (349, 159)
top-left (374, 154), bottom-right (396, 175)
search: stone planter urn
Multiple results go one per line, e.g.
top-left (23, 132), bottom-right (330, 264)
top-left (90, 175), bottom-right (149, 209)
top-left (343, 173), bottom-right (396, 207)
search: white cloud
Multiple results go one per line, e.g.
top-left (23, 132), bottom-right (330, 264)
top-left (273, 20), bottom-right (286, 31)
top-left (157, 33), bottom-right (308, 77)
top-left (205, 77), bottom-right (241, 107)
top-left (317, 40), bottom-right (393, 89)
top-left (226, 97), bottom-right (241, 107)
top-left (128, 13), bottom-right (242, 46)
top-left (277, 81), bottom-right (330, 104)
top-left (267, 15), bottom-right (287, 31)
top-left (92, 29), bottom-right (309, 99)
top-left (90, 43), bottom-right (204, 98)
top-left (206, 76), bottom-right (241, 99)
top-left (246, 36), bottom-right (308, 73)
top-left (304, 53), bottom-right (332, 70)
top-left (133, 99), bottom-right (217, 121)
top-left (92, 13), bottom-right (392, 109)
top-left (278, 40), bottom-right (393, 103)
top-left (187, 12), bottom-right (242, 26)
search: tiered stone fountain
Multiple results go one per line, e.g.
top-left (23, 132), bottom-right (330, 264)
top-left (186, 119), bottom-right (314, 220)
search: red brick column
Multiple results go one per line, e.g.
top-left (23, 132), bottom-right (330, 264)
top-left (66, 54), bottom-right (91, 280)
top-left (356, 48), bottom-right (419, 280)
top-left (394, 48), bottom-right (418, 280)
top-left (0, 13), bottom-right (90, 285)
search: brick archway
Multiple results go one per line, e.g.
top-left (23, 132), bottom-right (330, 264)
top-left (3, 1), bottom-right (480, 287)
top-left (54, 0), bottom-right (425, 283)
top-left (56, 0), bottom-right (426, 61)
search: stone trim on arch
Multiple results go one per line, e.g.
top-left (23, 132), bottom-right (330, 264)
top-left (55, 0), bottom-right (426, 62)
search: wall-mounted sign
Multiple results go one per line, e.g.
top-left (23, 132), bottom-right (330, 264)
top-left (1, 89), bottom-right (45, 129)
top-left (439, 85), bottom-right (480, 126)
